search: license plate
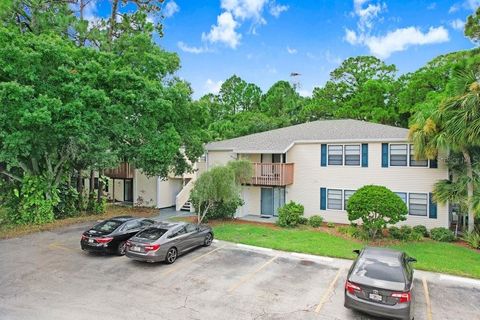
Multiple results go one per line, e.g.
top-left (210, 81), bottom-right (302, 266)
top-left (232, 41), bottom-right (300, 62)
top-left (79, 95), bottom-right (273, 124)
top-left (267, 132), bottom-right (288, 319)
top-left (88, 238), bottom-right (94, 243)
top-left (369, 293), bottom-right (383, 301)
top-left (131, 246), bottom-right (141, 252)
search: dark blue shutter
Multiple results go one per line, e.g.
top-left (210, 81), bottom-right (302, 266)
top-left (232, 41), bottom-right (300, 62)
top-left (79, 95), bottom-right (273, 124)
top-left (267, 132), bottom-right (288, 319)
top-left (320, 188), bottom-right (326, 210)
top-left (429, 158), bottom-right (438, 168)
top-left (361, 144), bottom-right (368, 167)
top-left (381, 143), bottom-right (389, 167)
top-left (321, 144), bottom-right (327, 167)
top-left (429, 193), bottom-right (437, 219)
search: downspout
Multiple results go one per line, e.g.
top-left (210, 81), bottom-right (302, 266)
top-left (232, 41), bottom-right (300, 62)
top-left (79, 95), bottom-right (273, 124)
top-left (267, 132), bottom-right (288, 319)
top-left (156, 176), bottom-right (161, 209)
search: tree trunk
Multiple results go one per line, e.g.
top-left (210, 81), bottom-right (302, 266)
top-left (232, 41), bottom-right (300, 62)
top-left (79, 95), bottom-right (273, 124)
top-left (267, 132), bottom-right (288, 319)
top-left (97, 169), bottom-right (104, 203)
top-left (76, 169), bottom-right (83, 194)
top-left (462, 149), bottom-right (475, 232)
top-left (108, 0), bottom-right (119, 43)
top-left (89, 170), bottom-right (95, 194)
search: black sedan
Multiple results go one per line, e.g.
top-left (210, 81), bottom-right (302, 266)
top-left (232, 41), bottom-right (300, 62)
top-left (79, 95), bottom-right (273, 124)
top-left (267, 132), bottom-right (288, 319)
top-left (344, 247), bottom-right (417, 320)
top-left (80, 216), bottom-right (155, 255)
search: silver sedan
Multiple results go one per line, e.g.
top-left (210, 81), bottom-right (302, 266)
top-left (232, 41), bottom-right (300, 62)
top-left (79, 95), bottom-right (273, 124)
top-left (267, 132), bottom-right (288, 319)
top-left (125, 222), bottom-right (214, 264)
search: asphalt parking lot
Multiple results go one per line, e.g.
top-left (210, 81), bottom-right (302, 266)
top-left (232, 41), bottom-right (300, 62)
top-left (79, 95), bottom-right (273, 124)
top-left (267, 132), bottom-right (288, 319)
top-left (1, 222), bottom-right (479, 320)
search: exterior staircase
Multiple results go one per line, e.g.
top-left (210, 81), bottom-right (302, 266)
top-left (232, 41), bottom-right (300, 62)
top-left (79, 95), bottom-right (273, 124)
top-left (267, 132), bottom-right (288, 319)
top-left (181, 201), bottom-right (192, 212)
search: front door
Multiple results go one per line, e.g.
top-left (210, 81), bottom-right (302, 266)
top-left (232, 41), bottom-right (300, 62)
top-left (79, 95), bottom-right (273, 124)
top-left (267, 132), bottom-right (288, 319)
top-left (261, 188), bottom-right (274, 216)
top-left (124, 179), bottom-right (133, 202)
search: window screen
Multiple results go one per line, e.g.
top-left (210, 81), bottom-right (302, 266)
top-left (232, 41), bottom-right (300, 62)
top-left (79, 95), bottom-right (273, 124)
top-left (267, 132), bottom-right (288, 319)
top-left (409, 145), bottom-right (428, 167)
top-left (327, 189), bottom-right (343, 210)
top-left (409, 193), bottom-right (428, 216)
top-left (328, 145), bottom-right (343, 165)
top-left (344, 145), bottom-right (361, 166)
top-left (390, 144), bottom-right (408, 166)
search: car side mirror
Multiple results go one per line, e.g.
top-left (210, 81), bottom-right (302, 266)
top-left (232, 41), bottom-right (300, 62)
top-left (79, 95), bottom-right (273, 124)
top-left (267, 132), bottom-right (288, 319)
top-left (407, 257), bottom-right (417, 263)
top-left (353, 249), bottom-right (360, 255)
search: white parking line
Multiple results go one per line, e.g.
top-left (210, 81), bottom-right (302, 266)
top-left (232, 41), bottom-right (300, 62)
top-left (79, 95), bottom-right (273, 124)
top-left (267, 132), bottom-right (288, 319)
top-left (291, 252), bottom-right (334, 262)
top-left (236, 243), bottom-right (273, 252)
top-left (314, 267), bottom-right (345, 313)
top-left (162, 246), bottom-right (225, 276)
top-left (422, 277), bottom-right (433, 320)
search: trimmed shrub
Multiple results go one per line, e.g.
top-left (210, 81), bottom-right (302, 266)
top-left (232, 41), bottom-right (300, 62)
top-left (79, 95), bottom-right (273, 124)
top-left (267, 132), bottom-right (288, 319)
top-left (277, 201), bottom-right (305, 228)
top-left (327, 222), bottom-right (335, 228)
top-left (309, 215), bottom-right (324, 228)
top-left (204, 197), bottom-right (244, 222)
top-left (298, 216), bottom-right (308, 225)
top-left (346, 185), bottom-right (408, 239)
top-left (430, 227), bottom-right (455, 242)
top-left (413, 225), bottom-right (429, 237)
top-left (462, 231), bottom-right (480, 249)
top-left (389, 225), bottom-right (423, 241)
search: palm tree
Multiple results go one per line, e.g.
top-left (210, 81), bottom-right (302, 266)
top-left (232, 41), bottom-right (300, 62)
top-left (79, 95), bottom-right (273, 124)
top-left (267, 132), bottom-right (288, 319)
top-left (409, 70), bottom-right (480, 232)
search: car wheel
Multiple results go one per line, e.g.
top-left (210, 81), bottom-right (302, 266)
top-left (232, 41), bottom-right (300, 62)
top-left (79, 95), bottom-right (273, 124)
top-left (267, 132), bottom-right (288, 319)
top-left (117, 241), bottom-right (127, 256)
top-left (203, 233), bottom-right (213, 247)
top-left (165, 247), bottom-right (178, 264)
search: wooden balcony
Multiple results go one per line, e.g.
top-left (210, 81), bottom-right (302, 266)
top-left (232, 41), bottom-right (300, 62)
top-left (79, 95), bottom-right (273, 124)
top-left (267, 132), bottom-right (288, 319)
top-left (250, 163), bottom-right (294, 186)
top-left (105, 162), bottom-right (134, 179)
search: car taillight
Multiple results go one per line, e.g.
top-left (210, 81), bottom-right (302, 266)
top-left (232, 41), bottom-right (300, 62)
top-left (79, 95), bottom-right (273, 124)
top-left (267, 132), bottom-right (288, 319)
top-left (345, 281), bottom-right (361, 294)
top-left (144, 244), bottom-right (160, 252)
top-left (95, 237), bottom-right (113, 244)
top-left (392, 291), bottom-right (411, 303)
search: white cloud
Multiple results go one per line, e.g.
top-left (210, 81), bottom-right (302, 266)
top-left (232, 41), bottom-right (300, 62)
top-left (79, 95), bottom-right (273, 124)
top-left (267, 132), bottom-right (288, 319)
top-left (204, 79), bottom-right (224, 94)
top-left (449, 4), bottom-right (460, 13)
top-left (287, 46), bottom-right (297, 54)
top-left (361, 26), bottom-right (449, 59)
top-left (345, 0), bottom-right (450, 58)
top-left (164, 1), bottom-right (180, 18)
top-left (465, 0), bottom-right (480, 10)
top-left (177, 41), bottom-right (211, 54)
top-left (269, 2), bottom-right (289, 17)
top-left (450, 19), bottom-right (465, 31)
top-left (352, 0), bottom-right (386, 31)
top-left (201, 0), bottom-right (287, 49)
top-left (202, 12), bottom-right (241, 48)
top-left (427, 2), bottom-right (437, 10)
top-left (344, 28), bottom-right (359, 44)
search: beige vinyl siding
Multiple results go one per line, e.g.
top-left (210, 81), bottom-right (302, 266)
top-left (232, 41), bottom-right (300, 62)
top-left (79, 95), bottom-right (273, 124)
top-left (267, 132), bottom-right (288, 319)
top-left (238, 186), bottom-right (261, 217)
top-left (286, 142), bottom-right (449, 229)
top-left (134, 170), bottom-right (157, 207)
top-left (207, 150), bottom-right (235, 168)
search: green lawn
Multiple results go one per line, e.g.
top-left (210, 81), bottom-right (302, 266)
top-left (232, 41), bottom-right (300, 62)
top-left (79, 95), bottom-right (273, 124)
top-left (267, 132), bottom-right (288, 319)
top-left (213, 223), bottom-right (480, 279)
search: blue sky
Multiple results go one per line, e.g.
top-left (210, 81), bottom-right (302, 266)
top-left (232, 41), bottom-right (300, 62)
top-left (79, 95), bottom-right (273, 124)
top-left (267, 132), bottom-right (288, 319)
top-left (92, 0), bottom-right (478, 99)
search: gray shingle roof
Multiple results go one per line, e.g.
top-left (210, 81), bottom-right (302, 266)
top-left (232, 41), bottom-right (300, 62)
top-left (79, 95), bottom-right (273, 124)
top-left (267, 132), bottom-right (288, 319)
top-left (205, 119), bottom-right (409, 153)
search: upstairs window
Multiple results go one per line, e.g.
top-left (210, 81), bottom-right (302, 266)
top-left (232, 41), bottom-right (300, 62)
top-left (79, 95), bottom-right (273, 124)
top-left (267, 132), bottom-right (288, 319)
top-left (344, 145), bottom-right (361, 166)
top-left (409, 145), bottom-right (428, 167)
top-left (390, 144), bottom-right (408, 166)
top-left (328, 145), bottom-right (343, 165)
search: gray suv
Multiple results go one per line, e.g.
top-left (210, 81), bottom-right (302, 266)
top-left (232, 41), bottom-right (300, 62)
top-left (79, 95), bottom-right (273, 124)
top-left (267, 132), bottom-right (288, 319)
top-left (125, 222), bottom-right (214, 264)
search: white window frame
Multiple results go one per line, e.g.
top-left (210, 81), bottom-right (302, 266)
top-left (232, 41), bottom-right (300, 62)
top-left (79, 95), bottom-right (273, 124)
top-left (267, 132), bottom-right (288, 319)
top-left (409, 145), bottom-right (428, 167)
top-left (408, 193), bottom-right (429, 216)
top-left (394, 192), bottom-right (408, 204)
top-left (344, 145), bottom-right (361, 166)
top-left (343, 190), bottom-right (356, 210)
top-left (327, 145), bottom-right (343, 166)
top-left (389, 143), bottom-right (408, 167)
top-left (326, 144), bottom-right (362, 167)
top-left (327, 189), bottom-right (343, 210)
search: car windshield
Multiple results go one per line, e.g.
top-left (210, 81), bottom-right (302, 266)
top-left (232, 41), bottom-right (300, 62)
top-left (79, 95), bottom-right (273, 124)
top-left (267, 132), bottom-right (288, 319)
top-left (92, 220), bottom-right (123, 233)
top-left (353, 257), bottom-right (405, 283)
top-left (136, 228), bottom-right (168, 240)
